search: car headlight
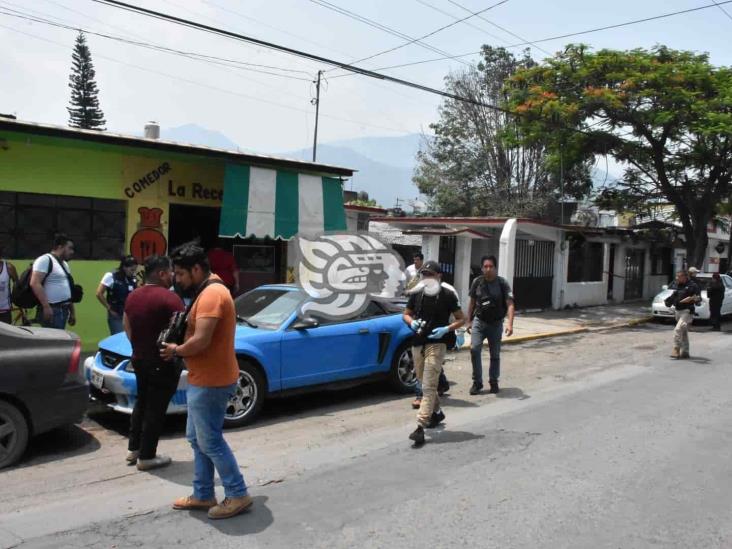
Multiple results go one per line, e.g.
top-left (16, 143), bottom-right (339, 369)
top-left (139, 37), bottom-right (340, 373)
top-left (653, 295), bottom-right (664, 304)
top-left (124, 361), bottom-right (135, 373)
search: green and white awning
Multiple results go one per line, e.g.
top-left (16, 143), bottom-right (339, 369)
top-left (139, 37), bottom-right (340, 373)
top-left (219, 164), bottom-right (347, 240)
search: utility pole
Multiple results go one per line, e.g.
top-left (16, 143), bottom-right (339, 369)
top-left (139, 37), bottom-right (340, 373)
top-left (312, 70), bottom-right (323, 162)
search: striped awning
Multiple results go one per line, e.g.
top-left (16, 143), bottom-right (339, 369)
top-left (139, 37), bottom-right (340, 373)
top-left (219, 164), bottom-right (347, 240)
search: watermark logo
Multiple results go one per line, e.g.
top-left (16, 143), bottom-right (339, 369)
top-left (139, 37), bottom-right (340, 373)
top-left (295, 233), bottom-right (406, 320)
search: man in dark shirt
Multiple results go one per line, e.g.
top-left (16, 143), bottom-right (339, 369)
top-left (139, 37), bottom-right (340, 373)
top-left (666, 270), bottom-right (701, 358)
top-left (467, 255), bottom-right (515, 395)
top-left (123, 255), bottom-right (185, 470)
top-left (403, 260), bottom-right (465, 446)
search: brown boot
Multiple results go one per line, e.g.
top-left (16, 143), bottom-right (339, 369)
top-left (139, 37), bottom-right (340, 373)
top-left (208, 495), bottom-right (253, 520)
top-left (172, 495), bottom-right (217, 511)
top-left (670, 347), bottom-right (680, 359)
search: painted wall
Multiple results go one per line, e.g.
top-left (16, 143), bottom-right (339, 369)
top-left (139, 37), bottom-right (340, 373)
top-left (564, 282), bottom-right (607, 307)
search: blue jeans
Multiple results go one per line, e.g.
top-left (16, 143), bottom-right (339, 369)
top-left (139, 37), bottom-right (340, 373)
top-left (41, 304), bottom-right (69, 330)
top-left (107, 313), bottom-right (124, 335)
top-left (186, 384), bottom-right (247, 500)
top-left (470, 317), bottom-right (503, 385)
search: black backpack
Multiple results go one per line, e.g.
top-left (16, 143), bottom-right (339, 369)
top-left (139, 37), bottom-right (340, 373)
top-left (11, 260), bottom-right (53, 309)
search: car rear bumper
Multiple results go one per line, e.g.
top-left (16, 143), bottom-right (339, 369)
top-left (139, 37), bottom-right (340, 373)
top-left (83, 355), bottom-right (188, 415)
top-left (30, 382), bottom-right (89, 435)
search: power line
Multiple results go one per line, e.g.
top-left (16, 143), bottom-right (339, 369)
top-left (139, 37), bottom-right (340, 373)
top-left (343, 0), bottom-right (509, 68)
top-left (342, 0), bottom-right (732, 72)
top-left (0, 20), bottom-right (415, 135)
top-left (413, 0), bottom-right (507, 45)
top-left (445, 0), bottom-right (551, 56)
top-left (307, 0), bottom-right (471, 66)
top-left (91, 0), bottom-right (515, 115)
top-left (0, 6), bottom-right (313, 81)
top-left (711, 0), bottom-right (732, 22)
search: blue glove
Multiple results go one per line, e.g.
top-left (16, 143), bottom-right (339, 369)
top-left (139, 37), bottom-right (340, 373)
top-left (428, 326), bottom-right (450, 339)
top-left (410, 319), bottom-right (423, 332)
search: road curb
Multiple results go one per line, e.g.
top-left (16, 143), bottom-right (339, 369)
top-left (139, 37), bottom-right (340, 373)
top-left (461, 315), bottom-right (654, 348)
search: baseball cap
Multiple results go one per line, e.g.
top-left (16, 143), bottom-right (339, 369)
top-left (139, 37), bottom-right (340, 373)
top-left (688, 266), bottom-right (699, 275)
top-left (419, 260), bottom-right (442, 275)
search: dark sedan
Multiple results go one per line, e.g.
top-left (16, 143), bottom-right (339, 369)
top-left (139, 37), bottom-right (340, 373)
top-left (0, 323), bottom-right (88, 469)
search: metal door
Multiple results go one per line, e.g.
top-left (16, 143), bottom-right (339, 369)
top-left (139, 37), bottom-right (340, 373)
top-left (624, 248), bottom-right (645, 300)
top-left (513, 239), bottom-right (555, 309)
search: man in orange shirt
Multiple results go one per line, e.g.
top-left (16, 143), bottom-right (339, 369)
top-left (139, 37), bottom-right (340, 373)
top-left (160, 241), bottom-right (251, 520)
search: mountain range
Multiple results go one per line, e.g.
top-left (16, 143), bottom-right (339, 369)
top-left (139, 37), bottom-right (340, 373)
top-left (160, 124), bottom-right (619, 210)
top-left (161, 124), bottom-right (423, 208)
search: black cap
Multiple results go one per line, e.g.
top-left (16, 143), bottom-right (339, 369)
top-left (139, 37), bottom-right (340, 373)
top-left (419, 260), bottom-right (442, 274)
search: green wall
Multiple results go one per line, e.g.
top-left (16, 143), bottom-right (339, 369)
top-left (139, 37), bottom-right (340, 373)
top-left (11, 259), bottom-right (117, 352)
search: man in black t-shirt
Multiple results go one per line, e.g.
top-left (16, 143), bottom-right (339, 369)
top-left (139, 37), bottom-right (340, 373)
top-left (403, 260), bottom-right (465, 446)
top-left (467, 255), bottom-right (515, 395)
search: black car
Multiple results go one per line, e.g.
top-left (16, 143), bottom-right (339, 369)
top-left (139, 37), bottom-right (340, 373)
top-left (0, 323), bottom-right (88, 468)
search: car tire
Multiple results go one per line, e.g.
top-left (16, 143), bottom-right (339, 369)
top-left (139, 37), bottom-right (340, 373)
top-left (223, 359), bottom-right (266, 429)
top-left (388, 342), bottom-right (417, 394)
top-left (0, 400), bottom-right (29, 470)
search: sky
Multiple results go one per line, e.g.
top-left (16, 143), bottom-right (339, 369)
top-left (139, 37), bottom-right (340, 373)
top-left (1, 0), bottom-right (731, 154)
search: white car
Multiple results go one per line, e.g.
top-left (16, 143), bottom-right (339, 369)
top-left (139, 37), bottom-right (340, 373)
top-left (651, 273), bottom-right (732, 321)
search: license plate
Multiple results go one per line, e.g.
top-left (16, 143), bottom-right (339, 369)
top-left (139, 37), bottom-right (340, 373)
top-left (91, 370), bottom-right (104, 390)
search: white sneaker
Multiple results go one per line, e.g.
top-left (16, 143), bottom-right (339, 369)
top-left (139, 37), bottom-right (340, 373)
top-left (126, 450), bottom-right (140, 465)
top-left (137, 455), bottom-right (172, 471)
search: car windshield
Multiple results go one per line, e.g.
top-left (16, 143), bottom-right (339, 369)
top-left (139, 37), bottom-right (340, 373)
top-left (234, 288), bottom-right (307, 329)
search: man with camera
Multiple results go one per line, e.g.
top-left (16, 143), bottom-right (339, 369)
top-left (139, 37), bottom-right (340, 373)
top-left (665, 270), bottom-right (701, 359)
top-left (123, 255), bottom-right (184, 470)
top-left (160, 242), bottom-right (251, 520)
top-left (403, 260), bottom-right (465, 446)
top-left (468, 255), bottom-right (515, 396)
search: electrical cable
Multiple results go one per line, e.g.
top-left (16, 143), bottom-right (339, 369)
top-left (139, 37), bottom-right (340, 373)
top-left (307, 0), bottom-right (471, 66)
top-left (711, 0), bottom-right (732, 21)
top-left (0, 20), bottom-right (414, 135)
top-left (0, 6), bottom-right (313, 80)
top-left (342, 0), bottom-right (508, 68)
top-left (341, 0), bottom-right (732, 72)
top-left (445, 0), bottom-right (551, 56)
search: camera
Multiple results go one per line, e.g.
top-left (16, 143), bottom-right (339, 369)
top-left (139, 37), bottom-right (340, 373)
top-left (157, 311), bottom-right (188, 347)
top-left (413, 318), bottom-right (432, 338)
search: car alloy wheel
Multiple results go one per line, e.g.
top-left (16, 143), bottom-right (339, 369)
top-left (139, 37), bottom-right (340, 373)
top-left (0, 401), bottom-right (29, 469)
top-left (388, 343), bottom-right (417, 393)
top-left (397, 348), bottom-right (416, 386)
top-left (226, 369), bottom-right (257, 421)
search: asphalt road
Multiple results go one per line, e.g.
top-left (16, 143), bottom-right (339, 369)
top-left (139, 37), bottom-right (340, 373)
top-left (2, 322), bottom-right (732, 548)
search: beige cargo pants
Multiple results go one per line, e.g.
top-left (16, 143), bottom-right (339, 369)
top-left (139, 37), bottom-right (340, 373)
top-left (413, 343), bottom-right (446, 427)
top-left (674, 309), bottom-right (692, 354)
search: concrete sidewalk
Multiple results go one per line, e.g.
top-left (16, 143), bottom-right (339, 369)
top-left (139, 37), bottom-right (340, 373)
top-left (463, 301), bottom-right (653, 346)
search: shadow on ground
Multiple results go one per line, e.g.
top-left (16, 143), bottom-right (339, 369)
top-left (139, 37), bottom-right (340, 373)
top-left (15, 424), bottom-right (101, 469)
top-left (188, 495), bottom-right (274, 535)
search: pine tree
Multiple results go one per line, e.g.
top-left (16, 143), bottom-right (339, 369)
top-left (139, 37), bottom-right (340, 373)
top-left (67, 32), bottom-right (106, 130)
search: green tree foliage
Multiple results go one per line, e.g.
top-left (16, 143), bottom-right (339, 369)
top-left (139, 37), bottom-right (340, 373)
top-left (505, 45), bottom-right (732, 268)
top-left (67, 32), bottom-right (106, 130)
top-left (414, 46), bottom-right (592, 218)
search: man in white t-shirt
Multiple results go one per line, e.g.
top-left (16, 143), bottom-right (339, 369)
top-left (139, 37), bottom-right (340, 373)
top-left (30, 233), bottom-right (76, 330)
top-left (405, 252), bottom-right (424, 291)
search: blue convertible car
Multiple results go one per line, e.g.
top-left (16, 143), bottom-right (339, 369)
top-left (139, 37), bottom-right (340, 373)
top-left (83, 284), bottom-right (416, 427)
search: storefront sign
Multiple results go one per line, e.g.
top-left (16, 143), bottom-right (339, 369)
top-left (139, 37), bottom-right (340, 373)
top-left (167, 180), bottom-right (223, 201)
top-left (124, 162), bottom-right (171, 198)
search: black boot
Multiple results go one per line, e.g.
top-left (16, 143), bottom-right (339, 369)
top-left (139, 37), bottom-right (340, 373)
top-left (409, 425), bottom-right (425, 445)
top-left (469, 383), bottom-right (483, 395)
top-left (427, 410), bottom-right (445, 428)
top-left (489, 380), bottom-right (500, 394)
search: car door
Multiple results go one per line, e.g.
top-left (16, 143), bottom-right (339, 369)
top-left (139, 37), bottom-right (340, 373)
top-left (279, 303), bottom-right (382, 390)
